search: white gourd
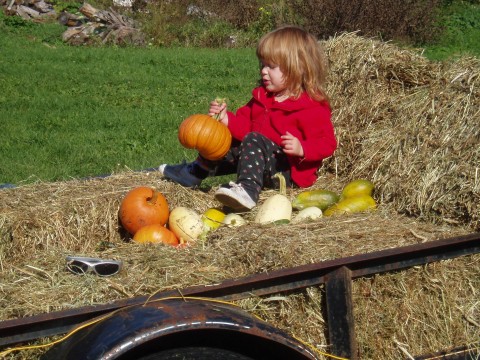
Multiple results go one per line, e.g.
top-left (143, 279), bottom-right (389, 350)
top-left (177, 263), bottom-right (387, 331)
top-left (255, 173), bottom-right (292, 224)
top-left (168, 207), bottom-right (205, 243)
top-left (292, 206), bottom-right (323, 223)
top-left (222, 213), bottom-right (246, 227)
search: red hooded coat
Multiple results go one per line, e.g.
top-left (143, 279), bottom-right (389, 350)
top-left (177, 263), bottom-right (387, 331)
top-left (226, 86), bottom-right (337, 188)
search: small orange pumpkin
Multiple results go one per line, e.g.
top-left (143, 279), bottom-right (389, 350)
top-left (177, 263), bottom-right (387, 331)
top-left (133, 224), bottom-right (179, 246)
top-left (119, 187), bottom-right (169, 235)
top-left (178, 114), bottom-right (232, 161)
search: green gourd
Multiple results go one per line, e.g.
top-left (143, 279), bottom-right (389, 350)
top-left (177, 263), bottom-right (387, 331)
top-left (292, 189), bottom-right (339, 211)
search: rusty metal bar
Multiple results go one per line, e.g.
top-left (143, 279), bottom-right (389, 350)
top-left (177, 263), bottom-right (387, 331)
top-left (413, 344), bottom-right (480, 359)
top-left (0, 232), bottom-right (479, 349)
top-left (325, 266), bottom-right (357, 360)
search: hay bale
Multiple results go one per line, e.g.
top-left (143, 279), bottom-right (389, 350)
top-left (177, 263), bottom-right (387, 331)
top-left (0, 171), bottom-right (477, 359)
top-left (324, 32), bottom-right (479, 230)
top-left (0, 34), bottom-right (479, 359)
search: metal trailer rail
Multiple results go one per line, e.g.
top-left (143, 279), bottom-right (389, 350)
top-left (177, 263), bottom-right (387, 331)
top-left (1, 232), bottom-right (479, 359)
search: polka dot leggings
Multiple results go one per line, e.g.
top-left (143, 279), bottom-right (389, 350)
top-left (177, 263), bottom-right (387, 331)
top-left (198, 132), bottom-right (292, 202)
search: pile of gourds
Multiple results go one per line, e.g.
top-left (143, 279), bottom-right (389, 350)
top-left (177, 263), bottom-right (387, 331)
top-left (118, 187), bottom-right (247, 247)
top-left (118, 178), bottom-right (376, 247)
top-left (255, 176), bottom-right (377, 225)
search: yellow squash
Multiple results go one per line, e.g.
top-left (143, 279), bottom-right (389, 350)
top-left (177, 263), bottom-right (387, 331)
top-left (324, 194), bottom-right (376, 216)
top-left (341, 179), bottom-right (375, 199)
top-left (202, 208), bottom-right (226, 231)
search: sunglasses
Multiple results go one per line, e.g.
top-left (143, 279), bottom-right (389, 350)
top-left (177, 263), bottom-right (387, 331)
top-left (66, 256), bottom-right (122, 277)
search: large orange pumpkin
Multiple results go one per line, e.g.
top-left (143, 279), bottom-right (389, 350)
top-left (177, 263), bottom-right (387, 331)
top-left (119, 187), bottom-right (169, 235)
top-left (133, 224), bottom-right (179, 246)
top-left (178, 114), bottom-right (232, 161)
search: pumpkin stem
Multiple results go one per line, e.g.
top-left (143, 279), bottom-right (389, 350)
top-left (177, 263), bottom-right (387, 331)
top-left (148, 190), bottom-right (159, 205)
top-left (274, 172), bottom-right (287, 196)
top-left (212, 97), bottom-right (226, 121)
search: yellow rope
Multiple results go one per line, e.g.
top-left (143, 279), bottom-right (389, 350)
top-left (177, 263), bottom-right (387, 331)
top-left (0, 310), bottom-right (119, 357)
top-left (0, 295), bottom-right (348, 360)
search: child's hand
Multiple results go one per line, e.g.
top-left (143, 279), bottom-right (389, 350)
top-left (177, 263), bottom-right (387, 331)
top-left (281, 131), bottom-right (304, 157)
top-left (209, 99), bottom-right (228, 126)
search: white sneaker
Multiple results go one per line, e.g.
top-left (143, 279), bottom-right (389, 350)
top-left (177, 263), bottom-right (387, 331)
top-left (158, 164), bottom-right (166, 175)
top-left (214, 182), bottom-right (256, 211)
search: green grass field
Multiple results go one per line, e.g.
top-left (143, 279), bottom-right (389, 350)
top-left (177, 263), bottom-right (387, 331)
top-left (422, 1), bottom-right (480, 60)
top-left (0, 19), bottom-right (258, 185)
top-left (1, 2), bottom-right (479, 186)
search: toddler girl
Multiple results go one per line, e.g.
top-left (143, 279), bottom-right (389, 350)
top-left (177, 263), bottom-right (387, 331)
top-left (160, 25), bottom-right (337, 212)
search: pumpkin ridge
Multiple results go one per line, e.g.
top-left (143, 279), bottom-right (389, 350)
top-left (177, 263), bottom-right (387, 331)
top-left (195, 118), bottom-right (213, 153)
top-left (201, 121), bottom-right (222, 157)
top-left (207, 126), bottom-right (231, 159)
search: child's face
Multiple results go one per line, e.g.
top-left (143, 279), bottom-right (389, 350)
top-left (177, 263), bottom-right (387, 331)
top-left (260, 62), bottom-right (286, 95)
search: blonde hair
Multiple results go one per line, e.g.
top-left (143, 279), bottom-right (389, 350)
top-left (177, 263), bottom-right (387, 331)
top-left (256, 26), bottom-right (328, 102)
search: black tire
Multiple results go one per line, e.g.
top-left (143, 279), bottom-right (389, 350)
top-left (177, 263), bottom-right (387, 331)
top-left (133, 346), bottom-right (255, 360)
